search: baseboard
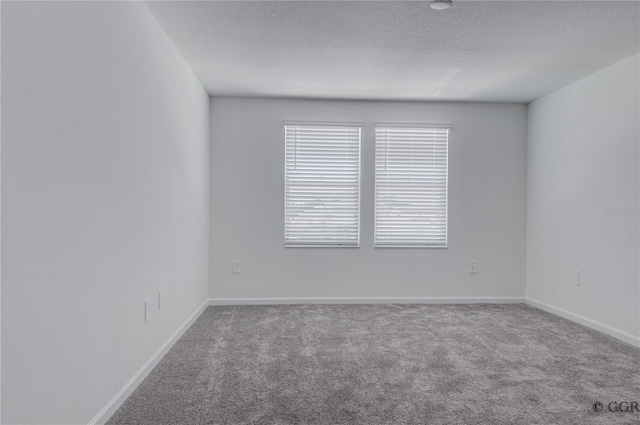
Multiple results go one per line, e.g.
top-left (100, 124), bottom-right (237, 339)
top-left (526, 297), bottom-right (640, 348)
top-left (87, 298), bottom-right (210, 425)
top-left (209, 296), bottom-right (525, 305)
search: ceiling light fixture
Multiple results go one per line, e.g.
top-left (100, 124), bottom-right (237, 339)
top-left (430, 0), bottom-right (452, 10)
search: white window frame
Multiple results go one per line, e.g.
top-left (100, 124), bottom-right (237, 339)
top-left (374, 123), bottom-right (450, 248)
top-left (284, 121), bottom-right (361, 248)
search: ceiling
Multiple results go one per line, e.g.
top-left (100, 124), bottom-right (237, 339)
top-left (145, 0), bottom-right (640, 103)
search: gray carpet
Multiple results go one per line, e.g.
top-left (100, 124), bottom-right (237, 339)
top-left (107, 304), bottom-right (640, 425)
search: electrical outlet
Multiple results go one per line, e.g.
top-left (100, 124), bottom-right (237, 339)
top-left (573, 270), bottom-right (580, 286)
top-left (469, 261), bottom-right (478, 274)
top-left (158, 290), bottom-right (164, 309)
top-left (233, 260), bottom-right (242, 274)
top-left (144, 297), bottom-right (151, 321)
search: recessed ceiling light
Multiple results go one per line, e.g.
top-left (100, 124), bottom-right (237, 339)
top-left (430, 0), bottom-right (452, 10)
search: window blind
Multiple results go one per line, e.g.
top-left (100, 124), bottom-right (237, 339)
top-left (374, 125), bottom-right (449, 248)
top-left (285, 123), bottom-right (361, 247)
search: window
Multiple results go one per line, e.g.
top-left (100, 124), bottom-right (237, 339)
top-left (374, 125), bottom-right (449, 248)
top-left (284, 122), bottom-right (361, 247)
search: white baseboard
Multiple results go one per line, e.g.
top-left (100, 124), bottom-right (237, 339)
top-left (526, 297), bottom-right (640, 348)
top-left (88, 298), bottom-right (210, 425)
top-left (209, 296), bottom-right (525, 305)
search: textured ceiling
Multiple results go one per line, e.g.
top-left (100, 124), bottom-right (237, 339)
top-left (145, 0), bottom-right (640, 102)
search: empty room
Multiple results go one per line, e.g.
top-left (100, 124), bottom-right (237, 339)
top-left (1, 0), bottom-right (639, 424)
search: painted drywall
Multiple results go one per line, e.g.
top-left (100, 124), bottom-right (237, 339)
top-left (527, 54), bottom-right (640, 341)
top-left (210, 98), bottom-right (527, 300)
top-left (0, 1), bottom-right (3, 421)
top-left (1, 2), bottom-right (210, 424)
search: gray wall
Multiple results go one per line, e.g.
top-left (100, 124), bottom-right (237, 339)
top-left (1, 2), bottom-right (210, 423)
top-left (527, 54), bottom-right (640, 341)
top-left (210, 97), bottom-right (527, 301)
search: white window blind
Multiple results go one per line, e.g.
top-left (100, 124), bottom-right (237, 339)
top-left (374, 125), bottom-right (449, 248)
top-left (285, 123), bottom-right (361, 247)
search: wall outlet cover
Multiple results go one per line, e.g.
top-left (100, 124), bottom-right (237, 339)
top-left (144, 298), bottom-right (151, 321)
top-left (233, 260), bottom-right (242, 274)
top-left (469, 261), bottom-right (478, 274)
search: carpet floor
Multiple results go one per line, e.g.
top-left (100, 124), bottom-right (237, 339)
top-left (107, 304), bottom-right (639, 425)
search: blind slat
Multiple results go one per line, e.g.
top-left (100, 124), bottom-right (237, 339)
top-left (285, 123), bottom-right (361, 247)
top-left (374, 126), bottom-right (448, 248)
